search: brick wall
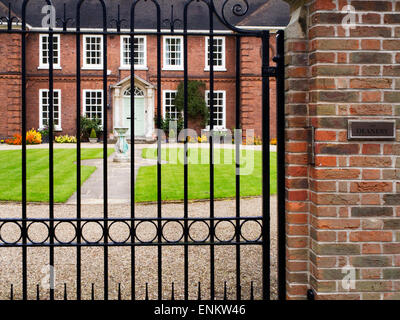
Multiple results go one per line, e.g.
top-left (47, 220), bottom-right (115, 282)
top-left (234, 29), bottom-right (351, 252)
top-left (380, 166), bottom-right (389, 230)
top-left (285, 0), bottom-right (400, 300)
top-left (0, 33), bottom-right (21, 139)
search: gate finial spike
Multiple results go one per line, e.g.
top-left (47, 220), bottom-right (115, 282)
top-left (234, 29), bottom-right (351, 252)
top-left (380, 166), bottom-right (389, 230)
top-left (91, 283), bottom-right (95, 300)
top-left (223, 281), bottom-right (227, 300)
top-left (64, 283), bottom-right (67, 300)
top-left (145, 282), bottom-right (149, 300)
top-left (118, 283), bottom-right (121, 300)
top-left (250, 281), bottom-right (254, 300)
top-left (10, 284), bottom-right (13, 301)
top-left (36, 284), bottom-right (40, 300)
top-left (171, 282), bottom-right (175, 300)
top-left (197, 282), bottom-right (201, 300)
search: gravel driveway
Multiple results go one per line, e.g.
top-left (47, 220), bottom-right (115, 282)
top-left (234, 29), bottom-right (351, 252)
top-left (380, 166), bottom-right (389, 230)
top-left (0, 197), bottom-right (277, 300)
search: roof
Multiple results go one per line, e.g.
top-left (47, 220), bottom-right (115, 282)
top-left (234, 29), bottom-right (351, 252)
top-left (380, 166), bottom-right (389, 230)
top-left (0, 0), bottom-right (290, 30)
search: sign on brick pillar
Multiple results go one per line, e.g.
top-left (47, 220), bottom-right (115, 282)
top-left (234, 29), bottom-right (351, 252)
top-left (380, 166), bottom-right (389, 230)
top-left (305, 0), bottom-right (400, 300)
top-left (284, 1), bottom-right (310, 300)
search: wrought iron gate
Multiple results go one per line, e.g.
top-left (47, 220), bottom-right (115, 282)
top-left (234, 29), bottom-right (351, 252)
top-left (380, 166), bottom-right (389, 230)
top-left (0, 0), bottom-right (285, 301)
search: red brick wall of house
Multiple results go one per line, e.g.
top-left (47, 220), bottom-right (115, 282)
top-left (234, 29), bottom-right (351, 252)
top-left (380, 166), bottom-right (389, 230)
top-left (1, 31), bottom-right (278, 141)
top-left (0, 33), bottom-right (21, 139)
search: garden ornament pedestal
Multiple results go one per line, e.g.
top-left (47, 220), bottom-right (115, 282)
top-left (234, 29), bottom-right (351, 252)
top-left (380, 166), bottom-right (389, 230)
top-left (113, 127), bottom-right (130, 163)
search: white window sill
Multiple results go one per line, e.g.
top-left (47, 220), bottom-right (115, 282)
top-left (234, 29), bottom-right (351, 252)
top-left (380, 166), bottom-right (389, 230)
top-left (204, 68), bottom-right (227, 72)
top-left (203, 128), bottom-right (228, 132)
top-left (39, 127), bottom-right (63, 132)
top-left (162, 66), bottom-right (184, 71)
top-left (119, 66), bottom-right (149, 71)
top-left (38, 66), bottom-right (62, 70)
top-left (82, 66), bottom-right (104, 70)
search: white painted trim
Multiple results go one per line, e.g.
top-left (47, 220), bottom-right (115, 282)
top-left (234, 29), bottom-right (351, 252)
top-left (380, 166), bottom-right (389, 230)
top-left (83, 35), bottom-right (104, 69)
top-left (162, 36), bottom-right (184, 71)
top-left (205, 90), bottom-right (226, 130)
top-left (204, 36), bottom-right (226, 72)
top-left (39, 34), bottom-right (61, 69)
top-left (31, 27), bottom-right (236, 34)
top-left (120, 35), bottom-right (148, 70)
top-left (162, 90), bottom-right (178, 120)
top-left (39, 89), bottom-right (62, 131)
top-left (82, 89), bottom-right (104, 126)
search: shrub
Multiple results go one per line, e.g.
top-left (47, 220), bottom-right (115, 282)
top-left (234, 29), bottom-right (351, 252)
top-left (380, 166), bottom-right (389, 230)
top-left (55, 135), bottom-right (77, 143)
top-left (197, 135), bottom-right (208, 143)
top-left (6, 129), bottom-right (42, 145)
top-left (244, 136), bottom-right (262, 145)
top-left (5, 134), bottom-right (22, 145)
top-left (174, 81), bottom-right (208, 126)
top-left (26, 129), bottom-right (42, 144)
top-left (80, 116), bottom-right (102, 141)
top-left (158, 116), bottom-right (184, 138)
top-left (90, 128), bottom-right (97, 139)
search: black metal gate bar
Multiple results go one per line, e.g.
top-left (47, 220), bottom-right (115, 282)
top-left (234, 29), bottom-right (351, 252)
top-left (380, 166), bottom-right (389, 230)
top-left (208, 1), bottom-right (215, 301)
top-left (99, 1), bottom-right (108, 300)
top-left (154, 0), bottom-right (162, 300)
top-left (48, 18), bottom-right (55, 301)
top-left (275, 29), bottom-right (286, 300)
top-left (183, 1), bottom-right (189, 301)
top-left (21, 0), bottom-right (29, 302)
top-left (235, 34), bottom-right (241, 300)
top-left (261, 30), bottom-right (271, 300)
top-left (75, 3), bottom-right (82, 299)
top-left (130, 1), bottom-right (137, 302)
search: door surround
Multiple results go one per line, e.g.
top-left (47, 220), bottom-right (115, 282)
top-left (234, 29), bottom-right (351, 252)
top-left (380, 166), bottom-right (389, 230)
top-left (111, 75), bottom-right (155, 142)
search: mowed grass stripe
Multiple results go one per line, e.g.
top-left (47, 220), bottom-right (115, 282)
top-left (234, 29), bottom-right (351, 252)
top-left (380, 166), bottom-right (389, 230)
top-left (135, 147), bottom-right (277, 202)
top-left (0, 148), bottom-right (114, 203)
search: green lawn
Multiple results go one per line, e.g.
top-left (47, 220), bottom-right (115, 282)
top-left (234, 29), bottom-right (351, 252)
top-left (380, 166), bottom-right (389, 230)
top-left (0, 148), bottom-right (114, 203)
top-left (135, 147), bottom-right (276, 202)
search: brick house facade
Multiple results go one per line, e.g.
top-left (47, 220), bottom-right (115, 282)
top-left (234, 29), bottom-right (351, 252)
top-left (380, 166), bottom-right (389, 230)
top-left (0, 0), bottom-right (290, 142)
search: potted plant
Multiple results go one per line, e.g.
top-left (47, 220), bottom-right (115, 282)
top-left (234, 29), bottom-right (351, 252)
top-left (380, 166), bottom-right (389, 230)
top-left (80, 116), bottom-right (102, 142)
top-left (89, 128), bottom-right (97, 143)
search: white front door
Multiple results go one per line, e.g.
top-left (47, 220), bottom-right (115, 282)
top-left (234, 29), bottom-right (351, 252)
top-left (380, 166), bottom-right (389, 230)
top-left (123, 97), bottom-right (145, 138)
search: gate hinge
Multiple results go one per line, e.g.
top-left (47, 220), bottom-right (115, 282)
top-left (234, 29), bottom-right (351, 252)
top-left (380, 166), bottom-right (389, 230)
top-left (262, 66), bottom-right (277, 77)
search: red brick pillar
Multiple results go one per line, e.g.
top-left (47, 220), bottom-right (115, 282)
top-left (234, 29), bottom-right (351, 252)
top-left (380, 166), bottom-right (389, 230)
top-left (284, 1), bottom-right (311, 299)
top-left (285, 0), bottom-right (400, 300)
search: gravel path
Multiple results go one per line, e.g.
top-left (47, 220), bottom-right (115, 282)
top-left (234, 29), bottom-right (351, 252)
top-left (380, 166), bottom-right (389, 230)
top-left (0, 197), bottom-right (277, 300)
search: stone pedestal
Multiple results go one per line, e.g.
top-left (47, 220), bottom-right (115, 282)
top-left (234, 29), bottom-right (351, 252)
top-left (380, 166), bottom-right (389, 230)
top-left (113, 127), bottom-right (130, 163)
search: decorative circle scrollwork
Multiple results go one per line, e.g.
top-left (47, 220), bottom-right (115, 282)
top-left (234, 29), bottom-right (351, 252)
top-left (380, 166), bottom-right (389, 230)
top-left (135, 221), bottom-right (158, 243)
top-left (161, 220), bottom-right (185, 243)
top-left (188, 220), bottom-right (210, 243)
top-left (81, 221), bottom-right (104, 244)
top-left (27, 221), bottom-right (50, 244)
top-left (240, 219), bottom-right (263, 242)
top-left (0, 222), bottom-right (22, 245)
top-left (54, 221), bottom-right (77, 244)
top-left (214, 220), bottom-right (237, 243)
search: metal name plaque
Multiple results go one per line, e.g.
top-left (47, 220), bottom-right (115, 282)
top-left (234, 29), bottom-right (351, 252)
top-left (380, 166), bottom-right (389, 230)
top-left (348, 120), bottom-right (396, 140)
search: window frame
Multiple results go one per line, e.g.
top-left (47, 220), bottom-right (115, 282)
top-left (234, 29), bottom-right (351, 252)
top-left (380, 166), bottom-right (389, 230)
top-left (204, 36), bottom-right (226, 72)
top-left (163, 90), bottom-right (181, 121)
top-left (39, 34), bottom-right (61, 69)
top-left (82, 35), bottom-right (104, 70)
top-left (163, 36), bottom-right (184, 71)
top-left (205, 90), bottom-right (226, 130)
top-left (120, 35), bottom-right (148, 70)
top-left (39, 89), bottom-right (62, 131)
top-left (82, 89), bottom-right (104, 127)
